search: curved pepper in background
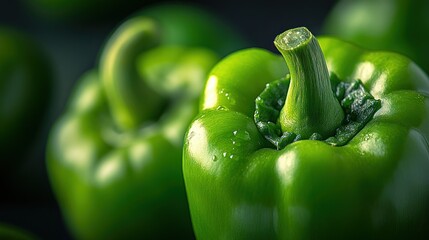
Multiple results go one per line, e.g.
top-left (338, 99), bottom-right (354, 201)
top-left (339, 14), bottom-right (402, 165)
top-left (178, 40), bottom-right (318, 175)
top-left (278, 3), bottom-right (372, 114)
top-left (183, 27), bottom-right (429, 239)
top-left (323, 0), bottom-right (429, 73)
top-left (47, 4), bottom-right (247, 240)
top-left (0, 28), bottom-right (52, 174)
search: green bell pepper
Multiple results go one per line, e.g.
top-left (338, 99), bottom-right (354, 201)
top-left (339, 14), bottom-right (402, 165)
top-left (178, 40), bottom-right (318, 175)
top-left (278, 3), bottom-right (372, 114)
top-left (183, 27), bottom-right (429, 239)
top-left (0, 28), bottom-right (51, 172)
top-left (47, 4), bottom-right (246, 240)
top-left (324, 0), bottom-right (429, 73)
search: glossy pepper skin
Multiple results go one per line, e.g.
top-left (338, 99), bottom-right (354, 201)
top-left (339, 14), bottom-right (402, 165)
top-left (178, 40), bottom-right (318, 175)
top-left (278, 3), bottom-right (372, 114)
top-left (183, 28), bottom-right (429, 239)
top-left (0, 28), bottom-right (51, 172)
top-left (324, 0), bottom-right (429, 73)
top-left (47, 4), bottom-right (246, 240)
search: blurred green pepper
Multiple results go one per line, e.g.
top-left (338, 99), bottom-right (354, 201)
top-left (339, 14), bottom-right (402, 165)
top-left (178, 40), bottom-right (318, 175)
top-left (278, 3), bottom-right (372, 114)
top-left (47, 4), bottom-right (247, 240)
top-left (324, 0), bottom-right (429, 73)
top-left (0, 28), bottom-right (51, 172)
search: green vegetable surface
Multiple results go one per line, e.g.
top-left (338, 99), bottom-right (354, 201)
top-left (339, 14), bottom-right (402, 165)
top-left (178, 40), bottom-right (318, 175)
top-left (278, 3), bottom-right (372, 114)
top-left (183, 27), bottom-right (429, 239)
top-left (324, 0), bottom-right (429, 73)
top-left (47, 4), bottom-right (246, 240)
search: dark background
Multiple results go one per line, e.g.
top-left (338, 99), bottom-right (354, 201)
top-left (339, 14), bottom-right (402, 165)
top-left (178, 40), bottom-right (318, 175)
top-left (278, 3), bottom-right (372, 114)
top-left (0, 0), bottom-right (336, 239)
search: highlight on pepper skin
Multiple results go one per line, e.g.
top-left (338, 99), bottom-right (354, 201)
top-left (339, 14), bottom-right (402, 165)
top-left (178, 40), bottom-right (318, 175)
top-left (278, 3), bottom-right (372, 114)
top-left (45, 3), bottom-right (248, 240)
top-left (183, 26), bottom-right (429, 239)
top-left (3, 0), bottom-right (429, 239)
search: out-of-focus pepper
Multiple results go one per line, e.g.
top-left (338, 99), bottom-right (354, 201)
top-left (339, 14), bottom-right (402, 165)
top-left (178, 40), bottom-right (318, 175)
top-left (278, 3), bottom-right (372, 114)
top-left (47, 4), bottom-right (247, 239)
top-left (183, 27), bottom-right (429, 239)
top-left (324, 0), bottom-right (429, 73)
top-left (0, 28), bottom-right (51, 172)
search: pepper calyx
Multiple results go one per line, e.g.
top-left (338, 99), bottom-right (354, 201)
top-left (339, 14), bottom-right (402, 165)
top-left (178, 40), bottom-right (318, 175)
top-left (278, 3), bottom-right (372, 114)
top-left (254, 73), bottom-right (381, 150)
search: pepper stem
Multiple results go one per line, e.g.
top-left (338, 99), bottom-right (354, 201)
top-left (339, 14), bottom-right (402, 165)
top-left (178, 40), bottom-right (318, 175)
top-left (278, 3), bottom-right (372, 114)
top-left (274, 27), bottom-right (344, 139)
